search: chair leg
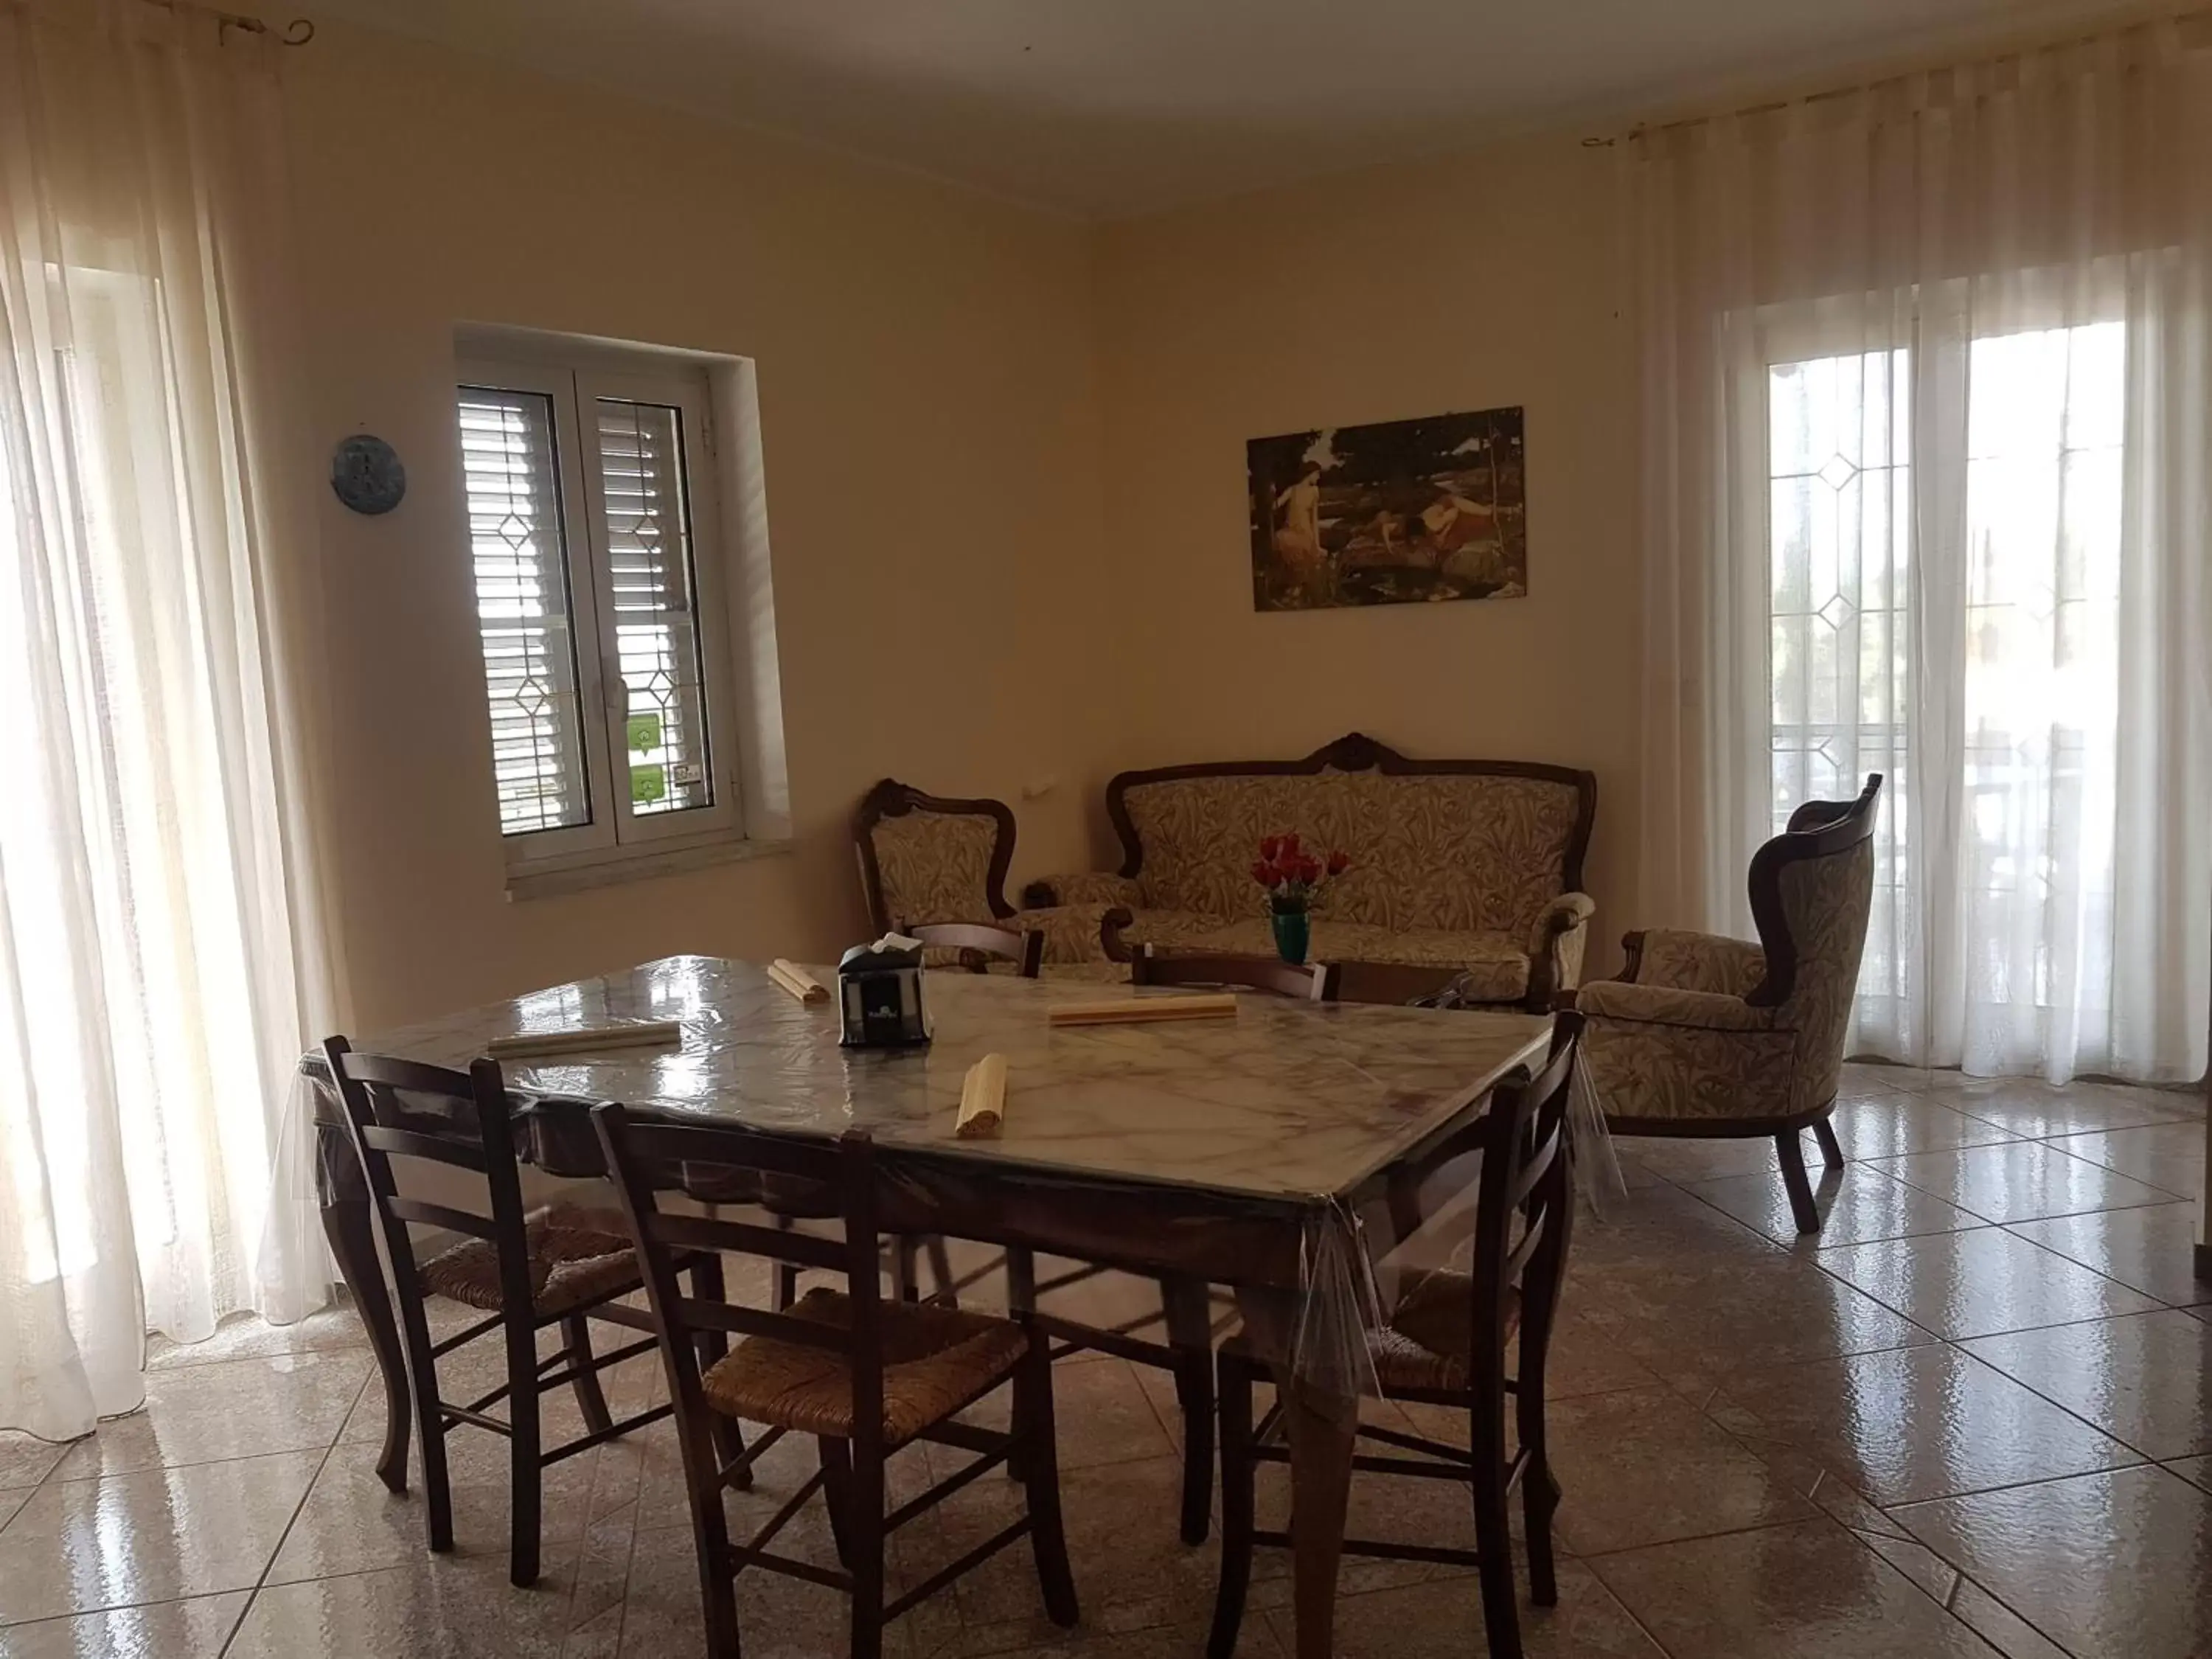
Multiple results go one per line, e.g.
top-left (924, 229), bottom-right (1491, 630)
top-left (1004, 1247), bottom-right (1039, 1483)
top-left (687, 1430), bottom-right (742, 1659)
top-left (818, 1437), bottom-right (855, 1568)
top-left (1469, 1377), bottom-right (1523, 1659)
top-left (891, 1237), bottom-right (919, 1304)
top-left (507, 1317), bottom-right (543, 1587)
top-left (848, 1441), bottom-right (888, 1659)
top-left (773, 1214), bottom-right (799, 1311)
top-left (925, 1236), bottom-right (957, 1307)
top-left (398, 1306), bottom-right (453, 1555)
top-left (1162, 1275), bottom-right (1216, 1546)
top-left (1515, 1317), bottom-right (1562, 1607)
top-left (1208, 1354), bottom-right (1256, 1659)
top-left (562, 1314), bottom-right (613, 1436)
top-left (1776, 1130), bottom-right (1823, 1234)
top-left (1812, 1115), bottom-right (1846, 1172)
top-left (688, 1255), bottom-right (750, 1487)
top-left (1015, 1332), bottom-right (1079, 1627)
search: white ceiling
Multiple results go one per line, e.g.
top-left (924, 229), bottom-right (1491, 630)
top-left (318, 0), bottom-right (2135, 217)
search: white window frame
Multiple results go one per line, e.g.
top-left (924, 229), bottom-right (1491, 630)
top-left (456, 351), bottom-right (745, 877)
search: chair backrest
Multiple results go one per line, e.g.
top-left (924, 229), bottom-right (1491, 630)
top-left (905, 922), bottom-right (1044, 978)
top-left (852, 779), bottom-right (1018, 934)
top-left (1376, 1012), bottom-right (1580, 1385)
top-left (1130, 945), bottom-right (1341, 1001)
top-left (593, 1106), bottom-right (894, 1458)
top-left (1745, 775), bottom-right (1883, 1113)
top-left (322, 1036), bottom-right (535, 1323)
top-left (1464, 1012), bottom-right (1581, 1375)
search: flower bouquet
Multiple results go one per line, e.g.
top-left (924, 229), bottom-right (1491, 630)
top-left (1250, 833), bottom-right (1350, 964)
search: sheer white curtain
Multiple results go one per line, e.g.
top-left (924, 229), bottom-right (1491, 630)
top-left (0, 0), bottom-right (344, 1440)
top-left (1632, 19), bottom-right (2212, 1083)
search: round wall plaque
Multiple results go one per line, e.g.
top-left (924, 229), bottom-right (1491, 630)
top-left (330, 434), bottom-right (406, 515)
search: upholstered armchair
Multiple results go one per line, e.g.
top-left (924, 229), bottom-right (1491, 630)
top-left (852, 780), bottom-right (1119, 975)
top-left (1578, 776), bottom-right (1883, 1233)
top-left (853, 779), bottom-right (1020, 936)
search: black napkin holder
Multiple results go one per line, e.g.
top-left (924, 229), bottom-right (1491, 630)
top-left (837, 937), bottom-right (931, 1048)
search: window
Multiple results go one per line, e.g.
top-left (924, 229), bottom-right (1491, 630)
top-left (456, 355), bottom-right (741, 872)
top-left (1765, 319), bottom-right (2128, 1046)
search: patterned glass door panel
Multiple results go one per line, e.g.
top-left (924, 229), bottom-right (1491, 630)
top-left (593, 398), bottom-right (714, 818)
top-left (1767, 348), bottom-right (1911, 1023)
top-left (457, 387), bottom-right (594, 835)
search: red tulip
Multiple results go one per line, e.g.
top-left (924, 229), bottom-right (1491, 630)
top-left (1259, 835), bottom-right (1283, 862)
top-left (1281, 832), bottom-right (1303, 857)
top-left (1326, 849), bottom-right (1351, 876)
top-left (1251, 860), bottom-right (1273, 886)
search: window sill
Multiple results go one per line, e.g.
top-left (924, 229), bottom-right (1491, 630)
top-left (504, 835), bottom-right (794, 902)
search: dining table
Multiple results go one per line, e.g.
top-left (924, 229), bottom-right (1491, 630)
top-left (296, 953), bottom-right (1554, 1659)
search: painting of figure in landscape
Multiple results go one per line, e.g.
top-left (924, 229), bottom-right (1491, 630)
top-left (1247, 406), bottom-right (1526, 611)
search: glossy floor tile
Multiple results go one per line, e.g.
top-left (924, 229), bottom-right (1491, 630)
top-left (2003, 1202), bottom-right (2212, 1307)
top-left (1963, 1310), bottom-right (2212, 1461)
top-left (1818, 1225), bottom-right (2163, 1340)
top-left (1541, 1386), bottom-right (1819, 1554)
top-left (1705, 1340), bottom-right (2135, 1503)
top-left (2042, 1121), bottom-right (2205, 1197)
top-left (50, 1352), bottom-right (368, 1481)
top-left (0, 1593), bottom-right (247, 1659)
top-left (0, 1451), bottom-right (322, 1624)
top-left (2, 1072), bottom-right (2204, 1656)
top-left (1868, 1140), bottom-right (2180, 1224)
top-left (1683, 1163), bottom-right (1983, 1251)
top-left (1919, 1075), bottom-right (2200, 1137)
top-left (1820, 1092), bottom-right (2023, 1158)
top-left (1592, 1518), bottom-right (1998, 1657)
top-left (1896, 1464), bottom-right (2212, 1658)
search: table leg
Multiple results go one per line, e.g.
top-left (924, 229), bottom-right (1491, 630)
top-left (1276, 1366), bottom-right (1357, 1659)
top-left (1235, 1288), bottom-right (1357, 1659)
top-left (319, 1136), bottom-right (411, 1493)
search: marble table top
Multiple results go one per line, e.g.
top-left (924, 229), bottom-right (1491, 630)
top-left (352, 954), bottom-right (1554, 1208)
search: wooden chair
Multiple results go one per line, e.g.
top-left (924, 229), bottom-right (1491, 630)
top-left (997, 944), bottom-right (1343, 1548)
top-left (592, 1106), bottom-right (1079, 1659)
top-left (894, 922), bottom-right (1038, 1305)
top-left (905, 920), bottom-right (1046, 979)
top-left (1208, 1015), bottom-right (1584, 1659)
top-left (1130, 945), bottom-right (1342, 1001)
top-left (324, 1038), bottom-right (729, 1587)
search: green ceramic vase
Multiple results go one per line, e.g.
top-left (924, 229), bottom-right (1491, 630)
top-left (1270, 905), bottom-right (1310, 966)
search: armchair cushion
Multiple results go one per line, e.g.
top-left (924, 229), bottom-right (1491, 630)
top-left (1576, 979), bottom-right (1782, 1033)
top-left (1023, 871), bottom-right (1144, 909)
top-left (1631, 928), bottom-right (1767, 998)
top-left (1579, 1015), bottom-right (1800, 1126)
top-left (1009, 902), bottom-right (1128, 967)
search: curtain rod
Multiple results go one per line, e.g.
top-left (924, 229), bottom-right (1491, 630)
top-left (1581, 4), bottom-right (2207, 147)
top-left (136, 0), bottom-right (315, 45)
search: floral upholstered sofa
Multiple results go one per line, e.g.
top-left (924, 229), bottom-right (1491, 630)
top-left (1020, 734), bottom-right (1598, 1011)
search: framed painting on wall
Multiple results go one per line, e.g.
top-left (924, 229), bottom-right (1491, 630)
top-left (1247, 406), bottom-right (1526, 611)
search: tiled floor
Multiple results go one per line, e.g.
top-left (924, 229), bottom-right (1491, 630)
top-left (1, 1064), bottom-right (2207, 1656)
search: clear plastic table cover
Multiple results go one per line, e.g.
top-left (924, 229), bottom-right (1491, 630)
top-left (281, 954), bottom-right (1599, 1393)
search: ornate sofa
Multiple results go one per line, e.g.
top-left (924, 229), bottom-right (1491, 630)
top-left (1578, 775), bottom-right (1882, 1233)
top-left (1020, 734), bottom-right (1598, 1012)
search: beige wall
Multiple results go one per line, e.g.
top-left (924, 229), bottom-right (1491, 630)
top-left (289, 21), bottom-right (1645, 1030)
top-left (1091, 138), bottom-right (1641, 958)
top-left (286, 23), bottom-right (1114, 1030)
